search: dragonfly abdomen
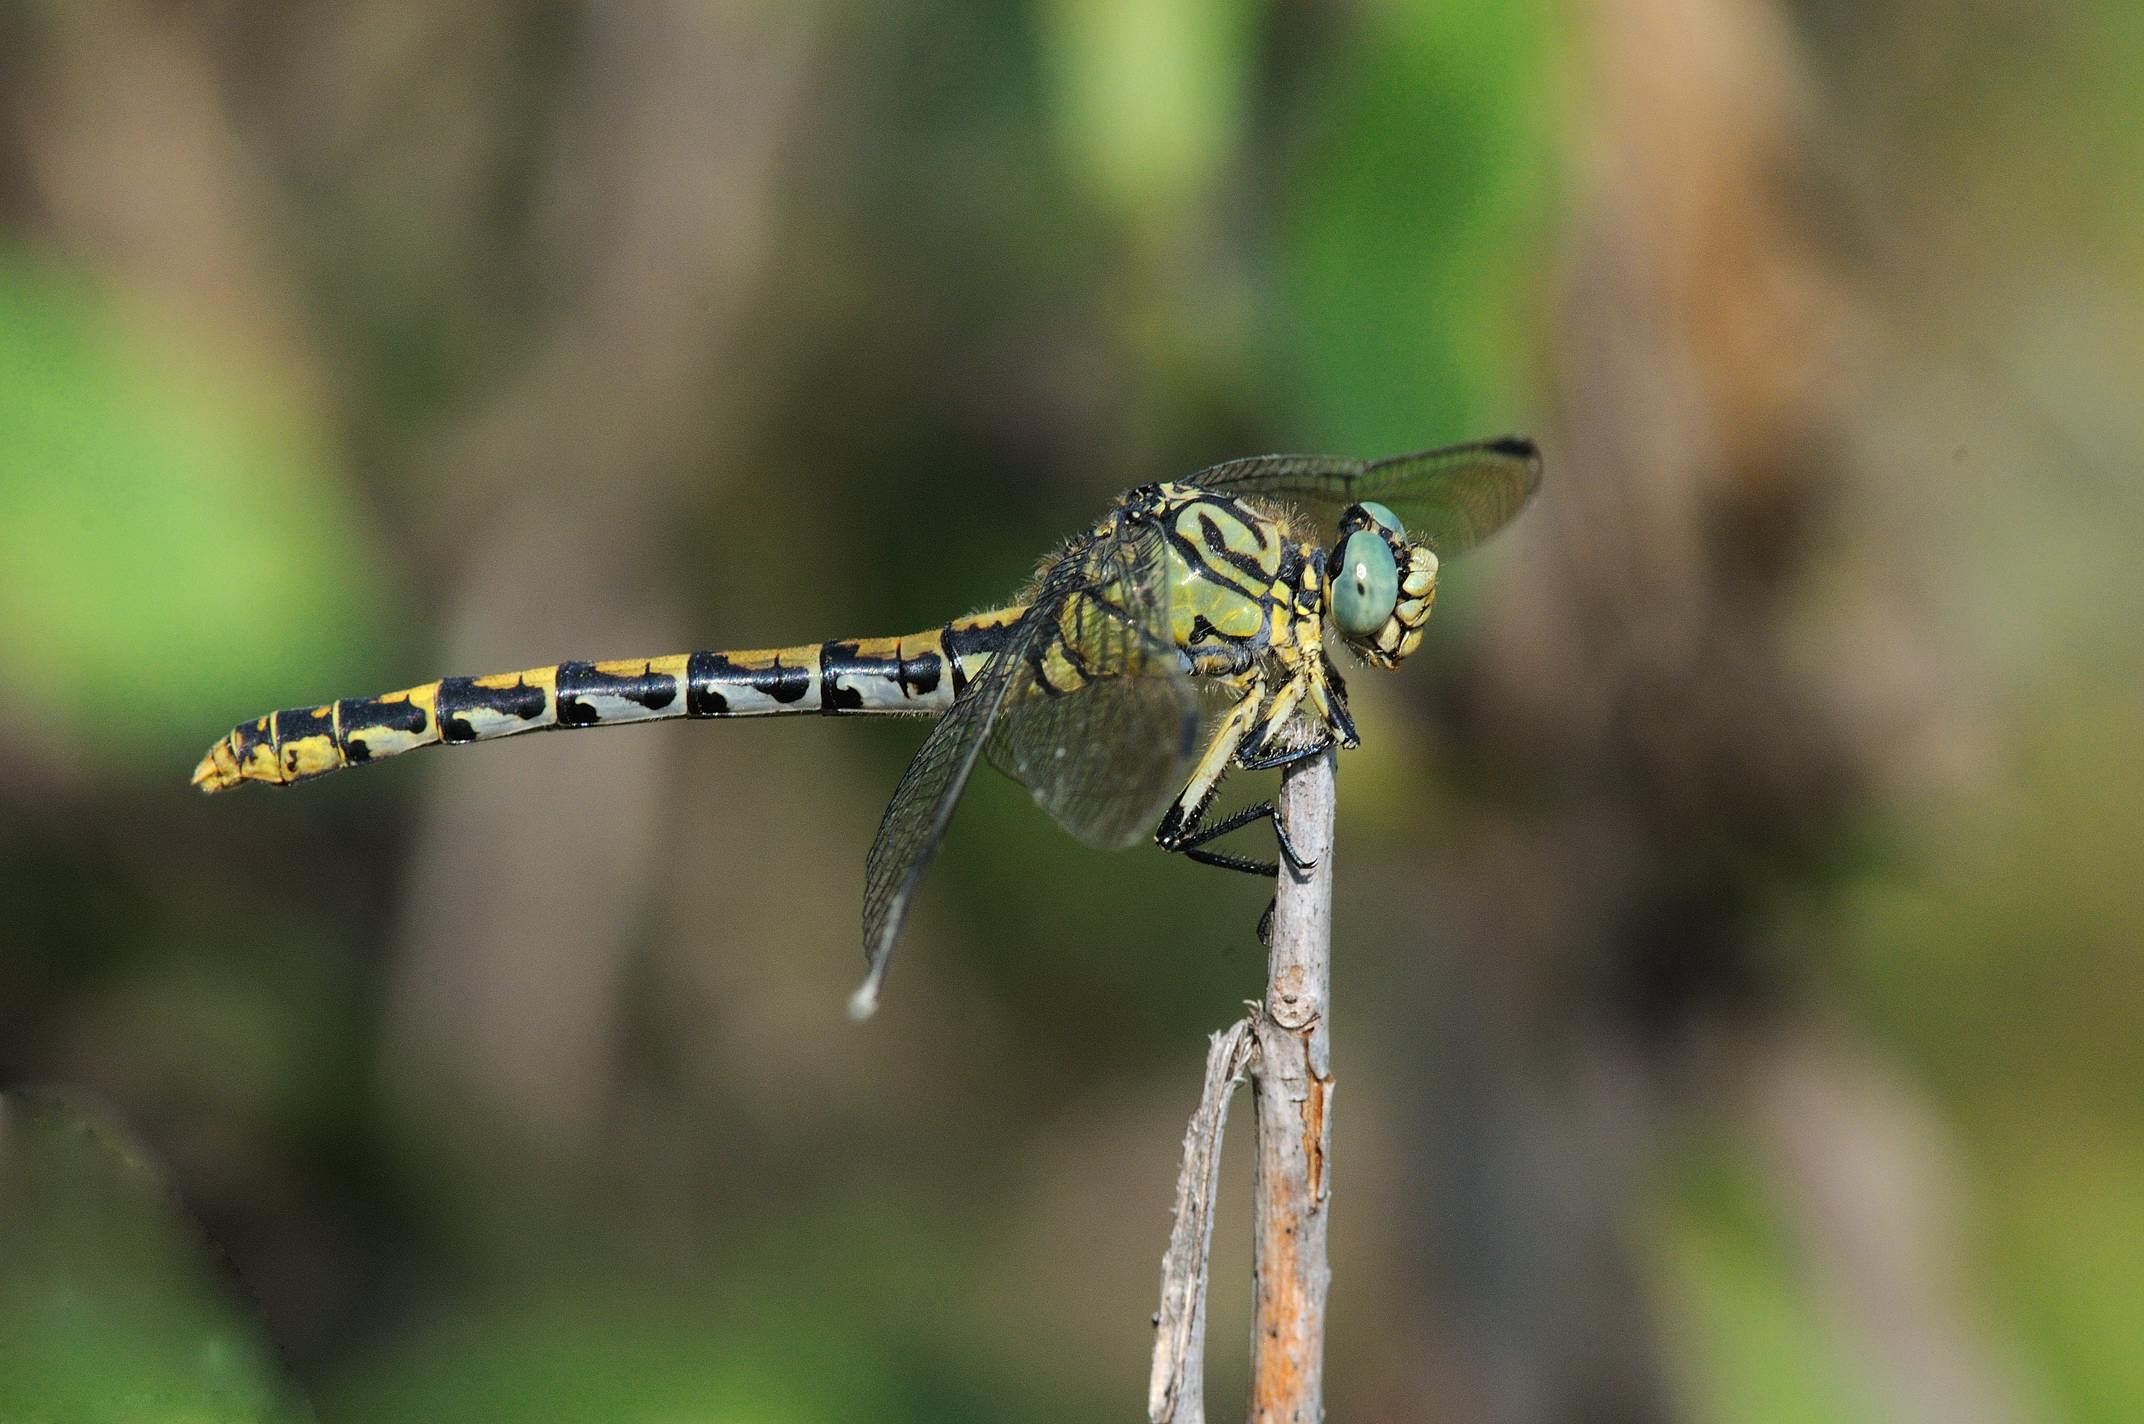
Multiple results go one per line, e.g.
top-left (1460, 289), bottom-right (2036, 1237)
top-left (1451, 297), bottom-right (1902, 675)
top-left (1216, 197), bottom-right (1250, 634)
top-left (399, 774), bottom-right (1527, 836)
top-left (191, 611), bottom-right (1029, 793)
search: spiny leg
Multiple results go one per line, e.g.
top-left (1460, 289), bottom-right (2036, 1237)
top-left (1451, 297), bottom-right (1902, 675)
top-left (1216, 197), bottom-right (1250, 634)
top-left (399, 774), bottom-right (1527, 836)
top-left (1226, 744), bottom-right (1336, 945)
top-left (1182, 844), bottom-right (1278, 878)
top-left (1156, 694), bottom-right (1262, 869)
top-left (1170, 796), bottom-right (1316, 875)
top-left (1185, 674), bottom-right (1323, 872)
top-left (1155, 683), bottom-right (1323, 878)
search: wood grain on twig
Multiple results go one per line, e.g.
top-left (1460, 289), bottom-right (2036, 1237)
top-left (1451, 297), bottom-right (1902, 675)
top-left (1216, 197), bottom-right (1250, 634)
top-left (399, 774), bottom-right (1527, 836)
top-left (1148, 748), bottom-right (1337, 1422)
top-left (1249, 748), bottom-right (1336, 1422)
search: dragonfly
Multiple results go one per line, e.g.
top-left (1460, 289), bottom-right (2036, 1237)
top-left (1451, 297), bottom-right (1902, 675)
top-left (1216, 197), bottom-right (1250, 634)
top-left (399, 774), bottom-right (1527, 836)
top-left (194, 436), bottom-right (1541, 1016)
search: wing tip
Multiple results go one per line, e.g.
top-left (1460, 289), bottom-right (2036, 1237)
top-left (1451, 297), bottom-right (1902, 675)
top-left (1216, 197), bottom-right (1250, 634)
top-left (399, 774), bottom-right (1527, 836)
top-left (1487, 433), bottom-right (1544, 485)
top-left (848, 947), bottom-right (891, 1020)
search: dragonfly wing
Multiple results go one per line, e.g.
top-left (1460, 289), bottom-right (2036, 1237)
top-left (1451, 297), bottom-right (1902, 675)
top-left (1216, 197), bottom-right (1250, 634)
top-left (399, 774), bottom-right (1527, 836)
top-left (855, 573), bottom-right (1068, 1019)
top-left (1186, 435), bottom-right (1542, 556)
top-left (854, 520), bottom-right (1199, 1018)
top-left (984, 520), bottom-right (1200, 851)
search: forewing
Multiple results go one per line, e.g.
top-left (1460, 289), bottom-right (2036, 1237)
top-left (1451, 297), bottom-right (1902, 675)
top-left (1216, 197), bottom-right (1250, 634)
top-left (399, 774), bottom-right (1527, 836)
top-left (853, 595), bottom-right (1050, 1018)
top-left (984, 520), bottom-right (1199, 850)
top-left (1186, 435), bottom-right (1542, 556)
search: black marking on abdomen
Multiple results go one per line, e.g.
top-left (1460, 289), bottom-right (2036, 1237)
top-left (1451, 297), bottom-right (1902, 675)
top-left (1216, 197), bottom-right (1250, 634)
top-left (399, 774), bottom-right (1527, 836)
top-left (685, 649), bottom-right (813, 710)
top-left (899, 649), bottom-right (941, 698)
top-left (274, 705), bottom-right (332, 742)
top-left (819, 640), bottom-right (868, 713)
top-left (556, 660), bottom-right (679, 726)
top-left (336, 695), bottom-right (430, 760)
top-left (232, 717), bottom-right (274, 764)
top-left (685, 650), bottom-right (730, 716)
top-left (436, 676), bottom-right (548, 742)
top-left (943, 617), bottom-right (1020, 697)
top-left (760, 657), bottom-right (812, 704)
top-left (271, 705), bottom-right (336, 777)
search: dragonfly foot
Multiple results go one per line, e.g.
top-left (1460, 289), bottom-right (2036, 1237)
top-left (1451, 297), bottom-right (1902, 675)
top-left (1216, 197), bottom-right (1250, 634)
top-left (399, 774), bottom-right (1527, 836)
top-left (1272, 816), bottom-right (1316, 875)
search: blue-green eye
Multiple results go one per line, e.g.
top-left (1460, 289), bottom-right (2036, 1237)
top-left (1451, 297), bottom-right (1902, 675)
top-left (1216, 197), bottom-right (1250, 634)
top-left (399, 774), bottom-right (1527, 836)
top-left (1331, 530), bottom-right (1398, 638)
top-left (1358, 501), bottom-right (1404, 537)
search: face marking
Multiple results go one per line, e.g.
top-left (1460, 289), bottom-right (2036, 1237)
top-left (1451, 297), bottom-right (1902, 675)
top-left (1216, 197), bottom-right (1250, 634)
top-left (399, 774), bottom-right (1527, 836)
top-left (1321, 503), bottom-right (1438, 669)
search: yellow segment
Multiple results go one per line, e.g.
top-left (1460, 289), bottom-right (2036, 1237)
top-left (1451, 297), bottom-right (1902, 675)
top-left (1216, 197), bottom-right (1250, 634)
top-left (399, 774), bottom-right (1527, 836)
top-left (192, 741), bottom-right (240, 791)
top-left (280, 734), bottom-right (342, 780)
top-left (594, 654), bottom-right (692, 681)
top-left (237, 716), bottom-right (279, 782)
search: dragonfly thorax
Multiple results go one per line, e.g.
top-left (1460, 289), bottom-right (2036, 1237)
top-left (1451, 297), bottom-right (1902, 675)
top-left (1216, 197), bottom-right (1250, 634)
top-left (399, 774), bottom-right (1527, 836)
top-left (1147, 484), bottom-right (1294, 663)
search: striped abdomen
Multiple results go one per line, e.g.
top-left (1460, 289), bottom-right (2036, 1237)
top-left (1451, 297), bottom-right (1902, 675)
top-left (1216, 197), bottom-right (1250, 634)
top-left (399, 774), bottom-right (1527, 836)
top-left (192, 609), bottom-right (1026, 793)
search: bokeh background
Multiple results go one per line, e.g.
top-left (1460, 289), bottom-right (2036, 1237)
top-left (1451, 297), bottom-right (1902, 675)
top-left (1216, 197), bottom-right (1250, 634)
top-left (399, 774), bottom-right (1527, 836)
top-left (3, 2), bottom-right (2140, 1421)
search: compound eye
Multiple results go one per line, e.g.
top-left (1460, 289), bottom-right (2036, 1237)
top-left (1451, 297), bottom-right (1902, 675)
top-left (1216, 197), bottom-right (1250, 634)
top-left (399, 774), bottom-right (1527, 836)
top-left (1357, 501), bottom-right (1404, 537)
top-left (1331, 529), bottom-right (1399, 638)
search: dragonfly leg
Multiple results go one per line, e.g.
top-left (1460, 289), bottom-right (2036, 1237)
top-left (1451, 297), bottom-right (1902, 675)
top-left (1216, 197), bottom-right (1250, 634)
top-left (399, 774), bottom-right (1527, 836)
top-left (1233, 741), bottom-right (1328, 866)
top-left (1162, 796), bottom-right (1279, 877)
top-left (1182, 845), bottom-right (1278, 878)
top-left (1156, 680), bottom-right (1326, 877)
top-left (1233, 677), bottom-right (1308, 767)
top-left (1236, 740), bottom-right (1325, 774)
top-left (1169, 797), bottom-right (1316, 874)
top-left (1270, 806), bottom-right (1314, 873)
top-left (1156, 692), bottom-right (1260, 848)
top-left (1313, 651), bottom-right (1360, 749)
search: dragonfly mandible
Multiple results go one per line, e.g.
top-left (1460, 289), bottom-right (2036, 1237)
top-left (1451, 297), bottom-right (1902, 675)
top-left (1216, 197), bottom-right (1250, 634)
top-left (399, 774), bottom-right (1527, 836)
top-left (194, 437), bottom-right (1542, 1016)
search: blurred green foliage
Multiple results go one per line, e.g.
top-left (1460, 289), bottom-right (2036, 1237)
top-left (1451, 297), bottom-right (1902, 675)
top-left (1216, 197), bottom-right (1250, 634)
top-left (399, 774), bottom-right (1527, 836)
top-left (0, 249), bottom-right (387, 766)
top-left (1277, 0), bottom-right (1556, 452)
top-left (1836, 684), bottom-right (2144, 1424)
top-left (1658, 1142), bottom-right (1868, 1424)
top-left (0, 1093), bottom-right (308, 1424)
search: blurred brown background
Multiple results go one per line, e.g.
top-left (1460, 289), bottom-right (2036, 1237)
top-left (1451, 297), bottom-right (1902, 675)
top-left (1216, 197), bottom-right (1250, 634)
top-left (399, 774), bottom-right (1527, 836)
top-left (2, 2), bottom-right (2139, 1421)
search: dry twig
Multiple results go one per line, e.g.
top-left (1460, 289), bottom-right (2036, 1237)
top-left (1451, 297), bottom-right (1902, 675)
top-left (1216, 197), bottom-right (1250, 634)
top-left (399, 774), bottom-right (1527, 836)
top-left (1248, 749), bottom-right (1337, 1422)
top-left (1148, 1020), bottom-right (1255, 1424)
top-left (1149, 748), bottom-right (1336, 1423)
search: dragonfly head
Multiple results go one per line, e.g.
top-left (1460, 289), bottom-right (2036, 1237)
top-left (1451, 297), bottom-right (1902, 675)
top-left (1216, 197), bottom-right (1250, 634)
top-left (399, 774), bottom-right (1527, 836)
top-left (1326, 502), bottom-right (1437, 668)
